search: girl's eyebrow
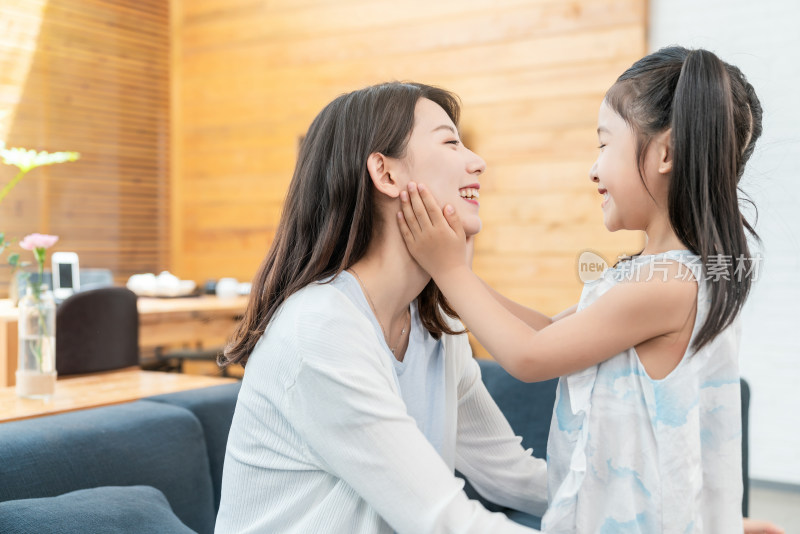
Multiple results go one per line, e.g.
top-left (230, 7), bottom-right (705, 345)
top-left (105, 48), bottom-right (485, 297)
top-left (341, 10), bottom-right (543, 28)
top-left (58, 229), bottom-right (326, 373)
top-left (597, 126), bottom-right (611, 134)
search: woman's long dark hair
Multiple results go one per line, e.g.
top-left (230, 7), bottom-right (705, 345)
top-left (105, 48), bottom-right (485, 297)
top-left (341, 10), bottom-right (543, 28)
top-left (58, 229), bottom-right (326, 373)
top-left (605, 46), bottom-right (763, 350)
top-left (220, 82), bottom-right (465, 368)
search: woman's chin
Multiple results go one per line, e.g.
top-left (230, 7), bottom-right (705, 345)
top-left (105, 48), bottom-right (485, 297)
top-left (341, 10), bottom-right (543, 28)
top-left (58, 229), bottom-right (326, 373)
top-left (463, 218), bottom-right (482, 237)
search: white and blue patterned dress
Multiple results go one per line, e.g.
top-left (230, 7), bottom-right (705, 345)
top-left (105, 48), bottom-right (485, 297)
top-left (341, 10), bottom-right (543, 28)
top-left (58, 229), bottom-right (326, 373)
top-left (542, 250), bottom-right (744, 533)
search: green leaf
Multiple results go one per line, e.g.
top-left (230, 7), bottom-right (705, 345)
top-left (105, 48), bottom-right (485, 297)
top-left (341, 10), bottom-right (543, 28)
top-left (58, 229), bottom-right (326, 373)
top-left (8, 252), bottom-right (20, 267)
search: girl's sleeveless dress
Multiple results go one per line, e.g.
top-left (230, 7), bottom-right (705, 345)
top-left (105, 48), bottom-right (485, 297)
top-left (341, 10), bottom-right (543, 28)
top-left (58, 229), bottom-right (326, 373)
top-left (542, 250), bottom-right (744, 533)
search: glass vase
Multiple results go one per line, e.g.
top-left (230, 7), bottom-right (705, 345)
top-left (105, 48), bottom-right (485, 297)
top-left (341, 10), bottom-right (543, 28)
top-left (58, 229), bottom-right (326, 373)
top-left (16, 284), bottom-right (57, 399)
top-left (8, 269), bottom-right (20, 305)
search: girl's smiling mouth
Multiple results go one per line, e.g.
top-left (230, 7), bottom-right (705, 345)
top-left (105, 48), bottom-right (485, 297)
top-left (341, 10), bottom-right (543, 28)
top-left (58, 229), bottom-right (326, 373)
top-left (598, 187), bottom-right (609, 207)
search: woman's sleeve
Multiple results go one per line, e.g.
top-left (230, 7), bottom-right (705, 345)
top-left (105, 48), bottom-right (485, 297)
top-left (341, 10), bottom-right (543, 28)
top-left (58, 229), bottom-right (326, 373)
top-left (286, 311), bottom-right (538, 534)
top-left (454, 348), bottom-right (548, 517)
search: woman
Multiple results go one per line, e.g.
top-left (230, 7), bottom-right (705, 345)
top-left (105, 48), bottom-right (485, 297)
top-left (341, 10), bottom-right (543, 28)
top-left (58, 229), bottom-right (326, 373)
top-left (214, 82), bottom-right (548, 533)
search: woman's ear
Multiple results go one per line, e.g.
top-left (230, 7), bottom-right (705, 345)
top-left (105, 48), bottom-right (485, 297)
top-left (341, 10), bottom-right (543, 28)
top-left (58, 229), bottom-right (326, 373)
top-left (366, 152), bottom-right (402, 199)
top-left (656, 128), bottom-right (673, 174)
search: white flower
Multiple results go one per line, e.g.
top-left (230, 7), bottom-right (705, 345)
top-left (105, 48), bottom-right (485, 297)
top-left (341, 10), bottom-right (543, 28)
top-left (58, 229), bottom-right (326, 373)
top-left (0, 143), bottom-right (80, 173)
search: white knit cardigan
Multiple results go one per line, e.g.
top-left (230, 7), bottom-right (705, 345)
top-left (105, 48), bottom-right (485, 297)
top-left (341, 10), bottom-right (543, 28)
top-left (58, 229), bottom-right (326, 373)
top-left (215, 282), bottom-right (547, 534)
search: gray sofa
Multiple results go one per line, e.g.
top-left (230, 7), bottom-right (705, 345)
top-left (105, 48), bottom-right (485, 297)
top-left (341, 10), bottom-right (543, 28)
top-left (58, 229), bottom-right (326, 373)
top-left (0, 363), bottom-right (562, 533)
top-left (0, 383), bottom-right (242, 534)
top-left (0, 360), bottom-right (752, 532)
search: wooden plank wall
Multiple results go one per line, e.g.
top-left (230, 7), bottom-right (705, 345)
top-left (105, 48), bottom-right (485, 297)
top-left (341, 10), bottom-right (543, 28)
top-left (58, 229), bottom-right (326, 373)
top-left (0, 0), bottom-right (169, 293)
top-left (172, 0), bottom-right (647, 355)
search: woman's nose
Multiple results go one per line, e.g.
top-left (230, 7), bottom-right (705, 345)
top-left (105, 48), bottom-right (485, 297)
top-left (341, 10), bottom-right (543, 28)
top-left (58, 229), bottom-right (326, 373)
top-left (589, 161), bottom-right (599, 183)
top-left (467, 149), bottom-right (486, 176)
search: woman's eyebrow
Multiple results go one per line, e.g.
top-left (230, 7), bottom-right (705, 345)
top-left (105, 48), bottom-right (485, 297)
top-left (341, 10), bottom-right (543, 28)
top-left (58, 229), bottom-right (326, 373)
top-left (597, 126), bottom-right (610, 135)
top-left (432, 124), bottom-right (457, 134)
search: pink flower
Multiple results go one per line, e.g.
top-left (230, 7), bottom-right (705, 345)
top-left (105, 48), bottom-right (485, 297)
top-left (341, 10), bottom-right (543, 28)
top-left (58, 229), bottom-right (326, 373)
top-left (19, 233), bottom-right (59, 250)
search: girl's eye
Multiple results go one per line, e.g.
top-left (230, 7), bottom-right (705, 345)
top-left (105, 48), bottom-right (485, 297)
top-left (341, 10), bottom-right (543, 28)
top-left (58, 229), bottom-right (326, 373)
top-left (597, 144), bottom-right (606, 150)
top-left (446, 140), bottom-right (460, 146)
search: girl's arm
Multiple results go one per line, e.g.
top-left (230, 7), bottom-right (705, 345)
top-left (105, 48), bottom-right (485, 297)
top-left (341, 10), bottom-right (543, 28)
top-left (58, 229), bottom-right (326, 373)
top-left (398, 183), bottom-right (695, 382)
top-left (480, 279), bottom-right (556, 330)
top-left (483, 279), bottom-right (578, 329)
top-left (468, 235), bottom-right (570, 329)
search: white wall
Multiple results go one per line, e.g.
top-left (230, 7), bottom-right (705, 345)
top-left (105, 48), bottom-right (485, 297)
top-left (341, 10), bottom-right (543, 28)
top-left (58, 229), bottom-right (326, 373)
top-left (649, 0), bottom-right (800, 485)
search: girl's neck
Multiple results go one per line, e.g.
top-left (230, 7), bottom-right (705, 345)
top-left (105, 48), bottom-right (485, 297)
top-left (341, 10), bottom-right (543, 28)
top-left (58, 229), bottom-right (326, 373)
top-left (639, 207), bottom-right (688, 256)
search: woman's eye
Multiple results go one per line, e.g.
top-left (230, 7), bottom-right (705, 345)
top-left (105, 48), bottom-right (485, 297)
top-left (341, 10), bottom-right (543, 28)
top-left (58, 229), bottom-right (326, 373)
top-left (597, 144), bottom-right (606, 150)
top-left (446, 140), bottom-right (460, 146)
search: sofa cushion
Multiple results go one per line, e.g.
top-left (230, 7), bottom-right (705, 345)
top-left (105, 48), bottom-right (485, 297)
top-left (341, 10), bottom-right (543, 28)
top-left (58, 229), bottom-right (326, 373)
top-left (145, 382), bottom-right (242, 512)
top-left (0, 401), bottom-right (215, 534)
top-left (506, 509), bottom-right (543, 530)
top-left (0, 485), bottom-right (196, 534)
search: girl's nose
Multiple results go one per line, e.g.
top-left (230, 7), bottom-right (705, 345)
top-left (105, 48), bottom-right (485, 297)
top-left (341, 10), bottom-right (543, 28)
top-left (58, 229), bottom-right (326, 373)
top-left (467, 149), bottom-right (486, 176)
top-left (589, 161), bottom-right (599, 183)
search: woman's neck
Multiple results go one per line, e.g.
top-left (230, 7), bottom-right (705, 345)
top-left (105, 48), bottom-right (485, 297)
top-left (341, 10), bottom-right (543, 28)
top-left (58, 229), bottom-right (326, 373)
top-left (348, 226), bottom-right (430, 331)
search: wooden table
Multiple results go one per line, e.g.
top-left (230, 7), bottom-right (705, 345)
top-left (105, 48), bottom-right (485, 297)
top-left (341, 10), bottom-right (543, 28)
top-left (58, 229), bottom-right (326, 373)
top-left (0, 368), bottom-right (238, 423)
top-left (0, 295), bottom-right (249, 387)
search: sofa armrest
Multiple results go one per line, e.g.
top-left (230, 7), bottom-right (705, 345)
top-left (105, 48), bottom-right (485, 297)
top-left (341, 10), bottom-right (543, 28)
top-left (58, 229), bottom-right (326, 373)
top-left (0, 401), bottom-right (216, 534)
top-left (146, 382), bottom-right (242, 513)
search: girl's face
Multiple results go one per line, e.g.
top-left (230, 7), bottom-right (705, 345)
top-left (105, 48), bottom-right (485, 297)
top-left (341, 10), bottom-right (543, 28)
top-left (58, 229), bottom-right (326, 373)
top-left (393, 98), bottom-right (486, 236)
top-left (589, 100), bottom-right (660, 232)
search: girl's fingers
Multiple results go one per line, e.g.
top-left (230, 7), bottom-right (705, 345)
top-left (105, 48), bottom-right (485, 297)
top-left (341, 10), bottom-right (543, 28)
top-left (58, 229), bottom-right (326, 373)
top-left (399, 190), bottom-right (422, 235)
top-left (396, 211), bottom-right (415, 245)
top-left (417, 184), bottom-right (445, 227)
top-left (743, 519), bottom-right (785, 534)
top-left (407, 183), bottom-right (433, 229)
top-left (442, 202), bottom-right (465, 238)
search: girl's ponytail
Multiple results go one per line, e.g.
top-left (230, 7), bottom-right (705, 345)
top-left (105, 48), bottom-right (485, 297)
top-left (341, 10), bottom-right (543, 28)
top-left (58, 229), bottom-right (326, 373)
top-left (669, 50), bottom-right (753, 350)
top-left (607, 47), bottom-right (762, 352)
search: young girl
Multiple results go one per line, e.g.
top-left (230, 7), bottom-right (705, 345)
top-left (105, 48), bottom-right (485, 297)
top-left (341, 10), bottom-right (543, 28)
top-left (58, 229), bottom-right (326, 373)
top-left (397, 47), bottom-right (772, 532)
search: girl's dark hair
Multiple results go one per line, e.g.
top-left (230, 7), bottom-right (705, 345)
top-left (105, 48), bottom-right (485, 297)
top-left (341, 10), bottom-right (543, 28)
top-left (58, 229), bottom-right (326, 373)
top-left (220, 82), bottom-right (465, 368)
top-left (606, 46), bottom-right (763, 350)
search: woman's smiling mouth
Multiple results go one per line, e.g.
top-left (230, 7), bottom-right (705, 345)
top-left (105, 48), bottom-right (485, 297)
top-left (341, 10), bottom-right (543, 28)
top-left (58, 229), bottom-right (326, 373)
top-left (459, 184), bottom-right (480, 206)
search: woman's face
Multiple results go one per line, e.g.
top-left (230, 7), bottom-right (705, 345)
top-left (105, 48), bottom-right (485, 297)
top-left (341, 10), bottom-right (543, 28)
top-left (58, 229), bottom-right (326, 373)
top-left (392, 98), bottom-right (486, 236)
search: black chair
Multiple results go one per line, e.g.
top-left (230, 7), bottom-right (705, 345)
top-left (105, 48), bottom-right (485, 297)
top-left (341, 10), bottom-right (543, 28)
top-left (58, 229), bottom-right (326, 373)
top-left (154, 345), bottom-right (232, 377)
top-left (55, 287), bottom-right (139, 376)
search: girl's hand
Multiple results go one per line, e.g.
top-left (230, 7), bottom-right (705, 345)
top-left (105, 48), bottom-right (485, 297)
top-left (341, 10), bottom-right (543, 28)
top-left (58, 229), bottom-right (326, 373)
top-left (743, 518), bottom-right (785, 534)
top-left (397, 182), bottom-right (468, 281)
